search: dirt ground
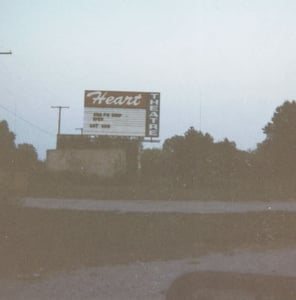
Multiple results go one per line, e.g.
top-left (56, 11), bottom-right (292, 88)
top-left (2, 247), bottom-right (296, 300)
top-left (2, 199), bottom-right (296, 299)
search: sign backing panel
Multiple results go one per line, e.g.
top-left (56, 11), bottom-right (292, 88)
top-left (83, 90), bottom-right (160, 137)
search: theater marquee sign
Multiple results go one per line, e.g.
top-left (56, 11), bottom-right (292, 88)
top-left (83, 90), bottom-right (160, 137)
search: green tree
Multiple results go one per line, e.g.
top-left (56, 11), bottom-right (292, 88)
top-left (16, 143), bottom-right (38, 171)
top-left (163, 127), bottom-right (214, 187)
top-left (210, 138), bottom-right (251, 185)
top-left (141, 148), bottom-right (164, 182)
top-left (0, 120), bottom-right (16, 170)
top-left (183, 127), bottom-right (214, 186)
top-left (259, 100), bottom-right (296, 178)
top-left (0, 120), bottom-right (16, 201)
top-left (163, 134), bottom-right (185, 182)
top-left (263, 100), bottom-right (296, 143)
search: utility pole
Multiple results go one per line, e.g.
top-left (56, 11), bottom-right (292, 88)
top-left (0, 51), bottom-right (12, 55)
top-left (51, 106), bottom-right (69, 135)
top-left (199, 91), bottom-right (202, 132)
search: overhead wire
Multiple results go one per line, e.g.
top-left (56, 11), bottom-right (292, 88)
top-left (0, 103), bottom-right (55, 137)
top-left (0, 56), bottom-right (63, 139)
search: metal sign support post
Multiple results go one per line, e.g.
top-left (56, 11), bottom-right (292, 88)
top-left (136, 137), bottom-right (144, 178)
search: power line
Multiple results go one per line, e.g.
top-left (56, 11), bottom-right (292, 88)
top-left (0, 103), bottom-right (55, 136)
top-left (0, 52), bottom-right (69, 109)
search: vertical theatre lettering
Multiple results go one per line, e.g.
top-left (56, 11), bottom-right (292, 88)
top-left (146, 93), bottom-right (160, 137)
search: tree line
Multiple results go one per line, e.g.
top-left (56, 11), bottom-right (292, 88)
top-left (1, 100), bottom-right (296, 200)
top-left (141, 100), bottom-right (296, 200)
top-left (0, 120), bottom-right (38, 172)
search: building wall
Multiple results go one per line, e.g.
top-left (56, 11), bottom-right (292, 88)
top-left (46, 148), bottom-right (127, 177)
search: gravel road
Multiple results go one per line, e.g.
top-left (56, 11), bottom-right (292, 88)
top-left (2, 248), bottom-right (296, 300)
top-left (21, 197), bottom-right (296, 213)
top-left (5, 198), bottom-right (296, 299)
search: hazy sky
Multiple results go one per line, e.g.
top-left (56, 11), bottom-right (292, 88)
top-left (1, 0), bottom-right (296, 159)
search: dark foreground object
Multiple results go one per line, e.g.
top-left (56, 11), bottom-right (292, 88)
top-left (166, 271), bottom-right (296, 299)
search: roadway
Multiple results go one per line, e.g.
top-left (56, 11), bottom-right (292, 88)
top-left (20, 197), bottom-right (296, 213)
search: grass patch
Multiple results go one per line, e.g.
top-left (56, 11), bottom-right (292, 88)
top-left (1, 205), bottom-right (296, 278)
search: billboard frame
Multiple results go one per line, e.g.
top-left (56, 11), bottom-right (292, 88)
top-left (83, 90), bottom-right (160, 138)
